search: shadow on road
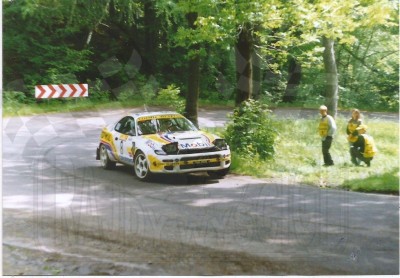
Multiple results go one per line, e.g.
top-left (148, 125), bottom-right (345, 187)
top-left (115, 165), bottom-right (221, 186)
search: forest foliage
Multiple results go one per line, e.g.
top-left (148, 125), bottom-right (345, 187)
top-left (3, 0), bottom-right (399, 114)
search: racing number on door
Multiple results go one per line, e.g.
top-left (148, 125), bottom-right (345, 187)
top-left (120, 140), bottom-right (124, 155)
top-left (118, 134), bottom-right (129, 157)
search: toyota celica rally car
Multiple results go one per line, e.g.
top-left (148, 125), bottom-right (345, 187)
top-left (96, 111), bottom-right (231, 181)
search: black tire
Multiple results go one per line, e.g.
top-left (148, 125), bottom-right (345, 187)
top-left (99, 144), bottom-right (116, 170)
top-left (134, 150), bottom-right (152, 181)
top-left (207, 167), bottom-right (230, 179)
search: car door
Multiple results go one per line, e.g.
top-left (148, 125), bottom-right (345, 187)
top-left (113, 116), bottom-right (136, 165)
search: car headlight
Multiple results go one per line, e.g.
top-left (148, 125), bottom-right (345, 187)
top-left (161, 142), bottom-right (179, 154)
top-left (213, 139), bottom-right (228, 150)
top-left (154, 149), bottom-right (167, 155)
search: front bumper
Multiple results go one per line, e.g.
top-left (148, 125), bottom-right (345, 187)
top-left (147, 150), bottom-right (231, 174)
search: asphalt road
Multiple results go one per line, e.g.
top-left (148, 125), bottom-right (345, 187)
top-left (2, 107), bottom-right (399, 275)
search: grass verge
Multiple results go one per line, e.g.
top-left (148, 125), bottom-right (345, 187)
top-left (2, 99), bottom-right (146, 117)
top-left (228, 117), bottom-right (399, 195)
top-left (341, 169), bottom-right (399, 195)
top-left (2, 98), bottom-right (234, 118)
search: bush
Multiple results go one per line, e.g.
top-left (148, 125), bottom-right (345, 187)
top-left (3, 91), bottom-right (36, 115)
top-left (88, 79), bottom-right (112, 102)
top-left (156, 84), bottom-right (185, 113)
top-left (3, 91), bottom-right (30, 104)
top-left (224, 99), bottom-right (277, 160)
top-left (3, 91), bottom-right (36, 106)
top-left (115, 74), bottom-right (160, 104)
top-left (116, 87), bottom-right (137, 102)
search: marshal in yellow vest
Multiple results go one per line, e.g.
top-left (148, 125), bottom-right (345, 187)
top-left (361, 134), bottom-right (377, 158)
top-left (319, 117), bottom-right (329, 137)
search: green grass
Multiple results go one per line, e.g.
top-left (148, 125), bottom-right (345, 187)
top-left (2, 98), bottom-right (178, 117)
top-left (2, 98), bottom-right (152, 117)
top-left (341, 169), bottom-right (399, 195)
top-left (229, 117), bottom-right (399, 195)
top-left (2, 97), bottom-right (233, 118)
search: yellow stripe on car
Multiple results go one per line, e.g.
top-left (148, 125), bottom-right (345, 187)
top-left (137, 114), bottom-right (183, 121)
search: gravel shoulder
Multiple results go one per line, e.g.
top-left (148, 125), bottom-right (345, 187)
top-left (3, 209), bottom-right (347, 276)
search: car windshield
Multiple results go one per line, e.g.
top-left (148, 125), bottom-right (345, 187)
top-left (137, 117), bottom-right (198, 135)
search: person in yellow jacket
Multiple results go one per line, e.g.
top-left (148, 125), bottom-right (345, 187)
top-left (350, 125), bottom-right (377, 167)
top-left (346, 109), bottom-right (362, 142)
top-left (346, 109), bottom-right (362, 164)
top-left (318, 105), bottom-right (337, 166)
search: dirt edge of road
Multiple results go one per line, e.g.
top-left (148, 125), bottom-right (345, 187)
top-left (3, 210), bottom-right (348, 276)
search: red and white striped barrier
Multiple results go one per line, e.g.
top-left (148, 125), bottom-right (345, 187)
top-left (35, 84), bottom-right (88, 98)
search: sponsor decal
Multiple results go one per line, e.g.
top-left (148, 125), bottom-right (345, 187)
top-left (100, 129), bottom-right (113, 142)
top-left (142, 134), bottom-right (171, 144)
top-left (100, 140), bottom-right (118, 160)
top-left (160, 134), bottom-right (176, 143)
top-left (120, 134), bottom-right (129, 140)
top-left (100, 128), bottom-right (119, 160)
top-left (201, 133), bottom-right (213, 143)
top-left (146, 140), bottom-right (157, 150)
top-left (137, 114), bottom-right (183, 122)
top-left (179, 141), bottom-right (212, 149)
top-left (179, 157), bottom-right (220, 165)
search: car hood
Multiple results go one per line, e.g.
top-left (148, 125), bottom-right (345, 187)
top-left (143, 131), bottom-right (217, 150)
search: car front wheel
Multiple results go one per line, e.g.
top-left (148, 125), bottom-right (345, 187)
top-left (99, 144), bottom-right (116, 170)
top-left (134, 150), bottom-right (152, 181)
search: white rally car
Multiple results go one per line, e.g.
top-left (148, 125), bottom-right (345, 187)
top-left (96, 111), bottom-right (231, 181)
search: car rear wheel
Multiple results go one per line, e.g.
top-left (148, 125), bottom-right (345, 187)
top-left (99, 144), bottom-right (116, 170)
top-left (134, 150), bottom-right (152, 181)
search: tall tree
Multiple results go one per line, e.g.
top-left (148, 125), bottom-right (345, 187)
top-left (143, 0), bottom-right (159, 75)
top-left (282, 56), bottom-right (302, 103)
top-left (157, 0), bottom-right (230, 124)
top-left (298, 0), bottom-right (397, 117)
top-left (337, 25), bottom-right (399, 110)
top-left (229, 1), bottom-right (284, 106)
top-left (3, 0), bottom-right (95, 87)
top-left (322, 36), bottom-right (339, 115)
top-left (184, 12), bottom-right (201, 126)
top-left (235, 23), bottom-right (253, 105)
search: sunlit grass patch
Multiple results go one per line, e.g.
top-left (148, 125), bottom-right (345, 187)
top-left (341, 168), bottom-right (399, 195)
top-left (229, 116), bottom-right (399, 194)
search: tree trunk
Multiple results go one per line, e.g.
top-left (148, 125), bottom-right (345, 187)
top-left (322, 37), bottom-right (339, 118)
top-left (282, 57), bottom-right (302, 103)
top-left (143, 0), bottom-right (157, 75)
top-left (184, 12), bottom-right (200, 127)
top-left (252, 50), bottom-right (262, 100)
top-left (235, 25), bottom-right (253, 106)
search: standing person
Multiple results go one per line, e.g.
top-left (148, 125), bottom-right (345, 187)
top-left (346, 109), bottom-right (362, 165)
top-left (318, 105), bottom-right (337, 166)
top-left (350, 125), bottom-right (377, 167)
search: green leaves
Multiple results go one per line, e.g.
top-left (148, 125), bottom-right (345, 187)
top-left (2, 0), bottom-right (398, 112)
top-left (156, 84), bottom-right (185, 113)
top-left (225, 99), bottom-right (277, 160)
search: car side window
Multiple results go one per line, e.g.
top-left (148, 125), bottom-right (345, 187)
top-left (127, 120), bottom-right (136, 136)
top-left (115, 116), bottom-right (136, 135)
